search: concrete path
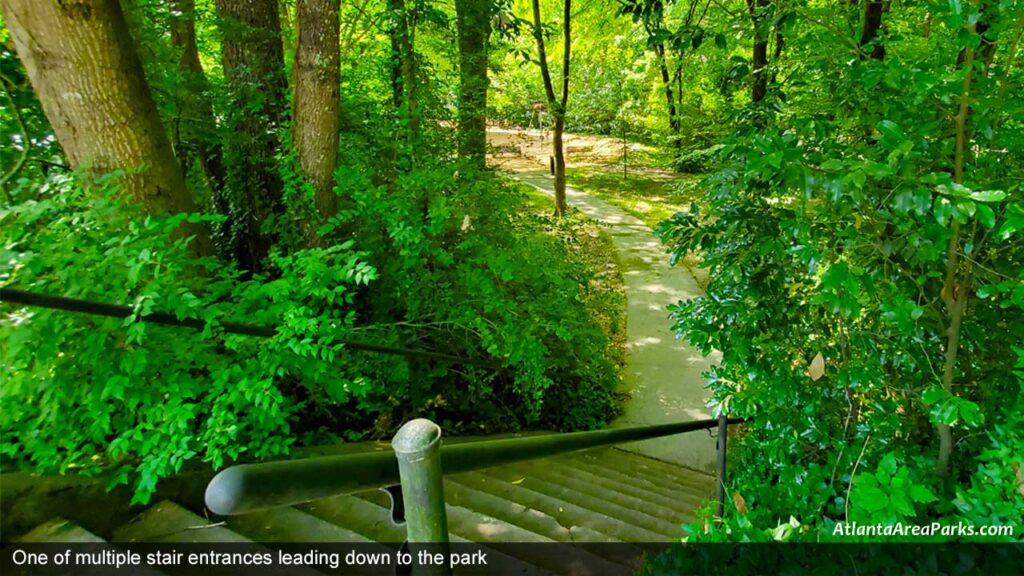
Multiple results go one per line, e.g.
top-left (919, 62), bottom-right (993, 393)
top-left (513, 171), bottom-right (720, 474)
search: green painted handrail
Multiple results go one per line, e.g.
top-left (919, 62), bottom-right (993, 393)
top-left (205, 416), bottom-right (743, 515)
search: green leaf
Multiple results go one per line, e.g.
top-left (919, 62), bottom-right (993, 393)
top-left (954, 397), bottom-right (984, 427)
top-left (910, 484), bottom-right (939, 503)
top-left (863, 162), bottom-right (894, 177)
top-left (997, 203), bottom-right (1024, 239)
top-left (976, 204), bottom-right (996, 228)
top-left (876, 120), bottom-right (907, 147)
top-left (934, 197), bottom-right (953, 226)
top-left (853, 475), bottom-right (889, 512)
top-left (820, 159), bottom-right (844, 171)
top-left (970, 190), bottom-right (1006, 203)
top-left (922, 386), bottom-right (948, 406)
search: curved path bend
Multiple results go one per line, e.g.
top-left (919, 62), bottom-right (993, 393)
top-left (512, 171), bottom-right (721, 475)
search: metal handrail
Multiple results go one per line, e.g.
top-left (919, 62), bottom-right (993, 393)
top-left (205, 416), bottom-right (743, 515)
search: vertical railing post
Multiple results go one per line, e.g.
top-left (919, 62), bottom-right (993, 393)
top-left (715, 412), bottom-right (728, 526)
top-left (392, 419), bottom-right (450, 575)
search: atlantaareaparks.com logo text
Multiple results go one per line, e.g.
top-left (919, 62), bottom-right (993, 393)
top-left (833, 522), bottom-right (1015, 538)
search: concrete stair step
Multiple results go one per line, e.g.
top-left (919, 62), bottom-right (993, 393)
top-left (16, 518), bottom-right (166, 576)
top-left (298, 493), bottom-right (405, 544)
top-left (351, 483), bottom-right (628, 574)
top-left (516, 461), bottom-right (695, 527)
top-left (448, 470), bottom-right (668, 543)
top-left (353, 488), bottom-right (553, 544)
top-left (562, 452), bottom-right (713, 507)
top-left (442, 477), bottom-right (618, 543)
top-left (479, 465), bottom-right (683, 540)
top-left (113, 500), bottom-right (250, 543)
top-left (551, 457), bottom-right (707, 520)
top-left (577, 449), bottom-right (716, 494)
top-left (18, 518), bottom-right (105, 543)
top-left (297, 491), bottom-right (553, 574)
top-left (224, 507), bottom-right (373, 543)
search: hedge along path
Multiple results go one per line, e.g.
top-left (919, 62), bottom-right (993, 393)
top-left (510, 169), bottom-right (720, 475)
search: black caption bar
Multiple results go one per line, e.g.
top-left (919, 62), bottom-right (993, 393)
top-left (3, 542), bottom-right (1023, 576)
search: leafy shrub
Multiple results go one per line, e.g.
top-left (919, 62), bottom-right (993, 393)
top-left (0, 172), bottom-right (375, 503)
top-left (655, 2), bottom-right (1024, 543)
top-left (1, 160), bottom-right (623, 503)
top-left (673, 144), bottom-right (724, 173)
top-left (329, 162), bottom-right (622, 432)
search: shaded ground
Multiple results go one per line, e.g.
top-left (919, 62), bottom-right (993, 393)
top-left (490, 130), bottom-right (719, 474)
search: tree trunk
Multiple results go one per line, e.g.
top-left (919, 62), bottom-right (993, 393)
top-left (656, 44), bottom-right (680, 147)
top-left (860, 0), bottom-right (886, 60)
top-left (552, 113), bottom-right (567, 215)
top-left (1, 0), bottom-right (209, 249)
top-left (169, 0), bottom-right (226, 201)
top-left (388, 0), bottom-right (403, 110)
top-left (389, 0), bottom-right (419, 149)
top-left (215, 0), bottom-right (287, 271)
top-left (530, 0), bottom-right (570, 217)
top-left (294, 0), bottom-right (340, 219)
top-left (746, 0), bottom-right (769, 103)
top-left (455, 0), bottom-right (491, 168)
top-left (771, 24), bottom-right (784, 84)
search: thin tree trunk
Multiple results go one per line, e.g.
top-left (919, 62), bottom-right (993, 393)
top-left (215, 0), bottom-right (288, 271)
top-left (936, 26), bottom-right (978, 477)
top-left (390, 0), bottom-right (419, 148)
top-left (656, 44), bottom-right (680, 147)
top-left (388, 0), bottom-right (403, 109)
top-left (768, 26), bottom-right (786, 86)
top-left (860, 0), bottom-right (886, 60)
top-left (455, 0), bottom-right (491, 168)
top-left (746, 0), bottom-right (769, 103)
top-left (294, 0), bottom-right (340, 219)
top-left (531, 0), bottom-right (570, 217)
top-left (169, 0), bottom-right (226, 201)
top-left (2, 0), bottom-right (209, 250)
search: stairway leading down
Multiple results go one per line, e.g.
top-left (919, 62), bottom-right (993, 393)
top-left (10, 447), bottom-right (714, 573)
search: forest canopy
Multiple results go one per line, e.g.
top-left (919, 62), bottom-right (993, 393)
top-left (1, 0), bottom-right (1022, 544)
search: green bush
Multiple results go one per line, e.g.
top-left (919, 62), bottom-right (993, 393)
top-left (654, 2), bottom-right (1023, 543)
top-left (1, 162), bottom-right (622, 503)
top-left (330, 162), bottom-right (622, 432)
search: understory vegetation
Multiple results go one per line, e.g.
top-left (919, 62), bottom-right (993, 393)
top-left (0, 0), bottom-right (625, 504)
top-left (651, 0), bottom-right (1024, 546)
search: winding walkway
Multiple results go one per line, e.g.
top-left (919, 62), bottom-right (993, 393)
top-left (513, 171), bottom-right (720, 474)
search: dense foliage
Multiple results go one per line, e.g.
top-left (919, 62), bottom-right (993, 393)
top-left (0, 0), bottom-right (622, 503)
top-left (657, 0), bottom-right (1023, 542)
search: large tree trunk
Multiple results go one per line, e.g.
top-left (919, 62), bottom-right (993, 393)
top-left (169, 0), bottom-right (226, 200)
top-left (860, 0), bottom-right (886, 60)
top-left (294, 0), bottom-right (340, 219)
top-left (531, 0), bottom-right (570, 217)
top-left (455, 0), bottom-right (491, 168)
top-left (746, 0), bottom-right (769, 103)
top-left (1, 0), bottom-right (209, 249)
top-left (215, 0), bottom-right (288, 271)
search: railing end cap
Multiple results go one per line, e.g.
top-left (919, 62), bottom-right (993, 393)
top-left (392, 418), bottom-right (442, 455)
top-left (205, 466), bottom-right (248, 516)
